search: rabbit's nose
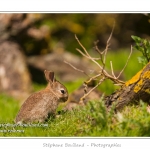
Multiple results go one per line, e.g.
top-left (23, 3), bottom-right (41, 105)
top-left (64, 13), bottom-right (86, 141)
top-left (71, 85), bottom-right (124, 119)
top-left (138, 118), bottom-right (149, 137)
top-left (61, 96), bottom-right (68, 102)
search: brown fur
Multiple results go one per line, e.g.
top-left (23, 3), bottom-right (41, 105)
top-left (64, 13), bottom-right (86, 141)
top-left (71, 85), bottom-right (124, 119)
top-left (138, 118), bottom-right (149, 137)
top-left (15, 70), bottom-right (68, 123)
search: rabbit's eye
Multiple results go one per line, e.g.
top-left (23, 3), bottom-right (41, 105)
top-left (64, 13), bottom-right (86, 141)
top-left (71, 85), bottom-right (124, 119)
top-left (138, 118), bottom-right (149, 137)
top-left (60, 89), bottom-right (65, 94)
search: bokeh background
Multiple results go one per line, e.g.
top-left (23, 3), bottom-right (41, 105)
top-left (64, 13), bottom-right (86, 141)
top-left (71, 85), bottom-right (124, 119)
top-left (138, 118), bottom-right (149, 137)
top-left (1, 13), bottom-right (150, 137)
top-left (0, 13), bottom-right (150, 100)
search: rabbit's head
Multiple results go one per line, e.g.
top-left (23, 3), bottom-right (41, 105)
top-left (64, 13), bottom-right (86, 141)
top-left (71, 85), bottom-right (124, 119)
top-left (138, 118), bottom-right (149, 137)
top-left (44, 70), bottom-right (68, 102)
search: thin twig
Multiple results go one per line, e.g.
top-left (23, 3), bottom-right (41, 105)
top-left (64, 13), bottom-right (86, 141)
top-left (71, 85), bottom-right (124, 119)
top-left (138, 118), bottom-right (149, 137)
top-left (76, 35), bottom-right (124, 84)
top-left (76, 48), bottom-right (90, 59)
top-left (110, 61), bottom-right (117, 79)
top-left (94, 40), bottom-right (103, 55)
top-left (64, 60), bottom-right (90, 77)
top-left (80, 77), bottom-right (106, 101)
top-left (85, 73), bottom-right (102, 84)
top-left (76, 36), bottom-right (111, 79)
top-left (76, 47), bottom-right (104, 71)
top-left (103, 22), bottom-right (115, 64)
top-left (117, 45), bottom-right (133, 79)
top-left (69, 25), bottom-right (128, 101)
top-left (75, 34), bottom-right (101, 62)
top-left (76, 48), bottom-right (100, 60)
top-left (94, 44), bottom-right (105, 66)
top-left (75, 34), bottom-right (90, 57)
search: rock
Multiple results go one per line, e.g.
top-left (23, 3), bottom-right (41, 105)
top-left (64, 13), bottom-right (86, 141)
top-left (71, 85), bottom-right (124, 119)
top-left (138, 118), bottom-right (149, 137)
top-left (27, 51), bottom-right (98, 83)
top-left (0, 41), bottom-right (32, 99)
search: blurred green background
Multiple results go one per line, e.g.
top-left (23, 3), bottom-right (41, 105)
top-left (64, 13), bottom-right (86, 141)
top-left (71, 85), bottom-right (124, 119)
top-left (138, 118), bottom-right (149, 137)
top-left (1, 13), bottom-right (150, 56)
top-left (0, 13), bottom-right (150, 98)
top-left (1, 13), bottom-right (150, 137)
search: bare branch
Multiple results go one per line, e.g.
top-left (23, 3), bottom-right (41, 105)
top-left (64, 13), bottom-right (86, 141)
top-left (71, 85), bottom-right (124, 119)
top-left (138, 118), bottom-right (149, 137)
top-left (64, 60), bottom-right (90, 77)
top-left (94, 44), bottom-right (105, 66)
top-left (103, 22), bottom-right (115, 64)
top-left (76, 48), bottom-right (100, 60)
top-left (76, 36), bottom-right (111, 80)
top-left (75, 34), bottom-right (91, 58)
top-left (94, 40), bottom-right (103, 55)
top-left (75, 35), bottom-right (101, 61)
top-left (80, 77), bottom-right (106, 101)
top-left (85, 73), bottom-right (102, 84)
top-left (76, 48), bottom-right (89, 59)
top-left (110, 61), bottom-right (117, 79)
top-left (117, 45), bottom-right (133, 79)
top-left (75, 34), bottom-right (125, 85)
top-left (76, 47), bottom-right (104, 71)
top-left (107, 22), bottom-right (115, 45)
top-left (65, 24), bottom-right (129, 102)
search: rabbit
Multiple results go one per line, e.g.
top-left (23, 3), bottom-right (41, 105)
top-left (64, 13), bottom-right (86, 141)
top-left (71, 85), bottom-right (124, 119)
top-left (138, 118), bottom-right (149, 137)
top-left (15, 70), bottom-right (68, 123)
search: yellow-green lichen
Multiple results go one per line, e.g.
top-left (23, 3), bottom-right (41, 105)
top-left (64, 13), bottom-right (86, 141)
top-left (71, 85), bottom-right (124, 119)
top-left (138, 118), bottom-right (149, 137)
top-left (134, 79), bottom-right (143, 93)
top-left (133, 71), bottom-right (150, 93)
top-left (125, 62), bottom-right (150, 87)
top-left (125, 70), bottom-right (142, 86)
top-left (125, 63), bottom-right (150, 93)
top-left (142, 71), bottom-right (150, 79)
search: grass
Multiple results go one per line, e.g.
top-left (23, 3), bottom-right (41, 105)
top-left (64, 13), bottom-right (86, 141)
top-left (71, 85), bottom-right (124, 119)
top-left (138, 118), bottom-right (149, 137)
top-left (0, 96), bottom-right (150, 137)
top-left (1, 49), bottom-right (150, 137)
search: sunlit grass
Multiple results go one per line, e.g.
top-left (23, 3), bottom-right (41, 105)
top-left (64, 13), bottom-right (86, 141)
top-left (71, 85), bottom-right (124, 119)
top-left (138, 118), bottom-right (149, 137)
top-left (0, 50), bottom-right (149, 137)
top-left (0, 97), bottom-right (150, 137)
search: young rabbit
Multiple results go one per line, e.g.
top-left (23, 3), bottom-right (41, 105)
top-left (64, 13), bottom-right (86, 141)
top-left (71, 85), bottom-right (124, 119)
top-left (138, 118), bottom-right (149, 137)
top-left (15, 70), bottom-right (68, 123)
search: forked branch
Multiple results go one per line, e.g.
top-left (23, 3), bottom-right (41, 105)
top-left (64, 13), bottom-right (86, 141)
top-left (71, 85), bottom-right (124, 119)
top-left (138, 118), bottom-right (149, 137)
top-left (65, 27), bottom-right (132, 101)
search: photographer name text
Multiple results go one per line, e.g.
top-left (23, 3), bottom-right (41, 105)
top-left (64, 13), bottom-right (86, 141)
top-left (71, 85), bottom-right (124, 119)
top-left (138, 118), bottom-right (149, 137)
top-left (43, 142), bottom-right (121, 148)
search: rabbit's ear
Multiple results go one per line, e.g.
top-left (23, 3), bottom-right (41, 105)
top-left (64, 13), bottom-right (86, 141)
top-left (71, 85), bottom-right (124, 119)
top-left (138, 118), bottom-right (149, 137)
top-left (44, 70), bottom-right (55, 83)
